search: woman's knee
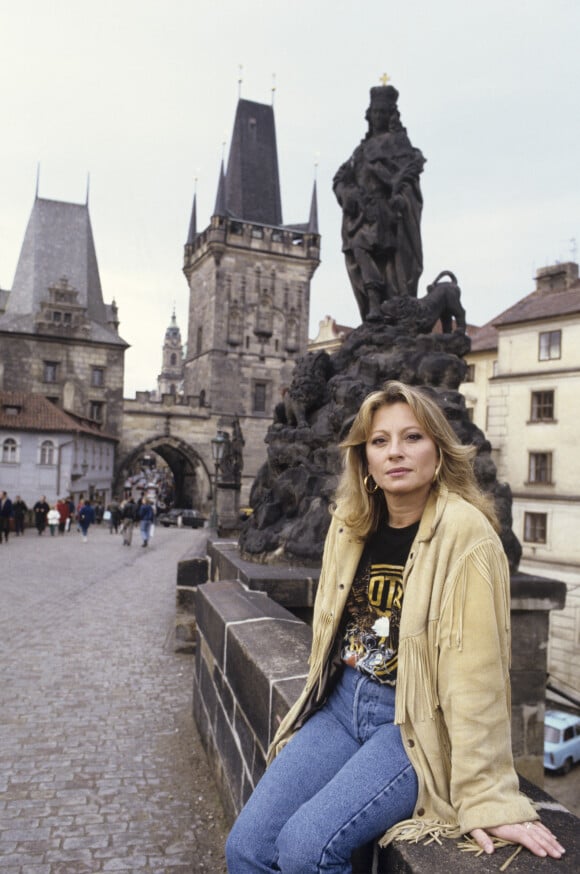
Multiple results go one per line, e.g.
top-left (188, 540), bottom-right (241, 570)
top-left (226, 810), bottom-right (276, 872)
top-left (276, 815), bottom-right (333, 874)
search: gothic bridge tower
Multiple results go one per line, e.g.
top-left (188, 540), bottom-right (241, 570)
top-left (183, 98), bottom-right (320, 431)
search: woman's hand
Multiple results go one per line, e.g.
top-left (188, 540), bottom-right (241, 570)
top-left (470, 821), bottom-right (565, 858)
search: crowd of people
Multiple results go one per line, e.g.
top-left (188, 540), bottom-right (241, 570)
top-left (0, 492), bottom-right (158, 547)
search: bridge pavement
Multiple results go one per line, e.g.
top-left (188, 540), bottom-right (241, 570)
top-left (0, 523), bottom-right (229, 873)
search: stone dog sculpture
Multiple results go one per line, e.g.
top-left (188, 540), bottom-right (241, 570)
top-left (381, 270), bottom-right (466, 335)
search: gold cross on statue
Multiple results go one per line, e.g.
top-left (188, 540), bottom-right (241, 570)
top-left (379, 73), bottom-right (391, 86)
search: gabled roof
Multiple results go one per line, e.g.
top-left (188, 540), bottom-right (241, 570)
top-left (493, 283), bottom-right (580, 328)
top-left (0, 391), bottom-right (117, 441)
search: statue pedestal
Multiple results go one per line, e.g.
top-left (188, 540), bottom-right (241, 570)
top-left (216, 482), bottom-right (241, 535)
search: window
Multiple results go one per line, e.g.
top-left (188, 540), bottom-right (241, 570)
top-left (539, 330), bottom-right (561, 361)
top-left (524, 512), bottom-right (547, 543)
top-left (530, 390), bottom-right (555, 422)
top-left (253, 381), bottom-right (267, 413)
top-left (90, 401), bottom-right (104, 422)
top-left (528, 452), bottom-right (553, 484)
top-left (1, 438), bottom-right (18, 463)
top-left (40, 440), bottom-right (55, 465)
top-left (43, 361), bottom-right (59, 383)
top-left (53, 311), bottom-right (62, 322)
top-left (63, 312), bottom-right (72, 325)
top-left (464, 364), bottom-right (475, 383)
top-left (170, 353), bottom-right (177, 366)
top-left (196, 327), bottom-right (203, 355)
top-left (91, 367), bottom-right (105, 387)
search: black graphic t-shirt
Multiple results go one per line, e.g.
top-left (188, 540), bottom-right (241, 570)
top-left (341, 521), bottom-right (419, 685)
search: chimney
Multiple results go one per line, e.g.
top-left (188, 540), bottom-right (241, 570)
top-left (535, 261), bottom-right (579, 293)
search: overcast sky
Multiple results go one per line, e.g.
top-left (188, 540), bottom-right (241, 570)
top-left (1, 0), bottom-right (578, 396)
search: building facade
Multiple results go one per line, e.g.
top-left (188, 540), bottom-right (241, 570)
top-left (462, 262), bottom-right (580, 697)
top-left (0, 391), bottom-right (117, 507)
top-left (0, 196), bottom-right (128, 439)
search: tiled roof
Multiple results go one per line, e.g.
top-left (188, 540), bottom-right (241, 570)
top-left (0, 392), bottom-right (117, 440)
top-left (493, 283), bottom-right (580, 327)
top-left (467, 320), bottom-right (498, 352)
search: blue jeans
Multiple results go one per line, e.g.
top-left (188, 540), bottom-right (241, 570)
top-left (140, 519), bottom-right (151, 544)
top-left (226, 666), bottom-right (418, 873)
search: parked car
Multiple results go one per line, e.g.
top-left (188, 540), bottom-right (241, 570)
top-left (544, 710), bottom-right (580, 774)
top-left (157, 508), bottom-right (206, 529)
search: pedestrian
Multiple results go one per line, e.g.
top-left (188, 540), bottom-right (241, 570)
top-left (12, 496), bottom-right (28, 536)
top-left (33, 496), bottom-right (49, 535)
top-left (95, 501), bottom-right (104, 525)
top-left (138, 497), bottom-right (155, 547)
top-left (120, 496), bottom-right (136, 546)
top-left (107, 499), bottom-right (121, 534)
top-left (56, 497), bottom-right (70, 534)
top-left (226, 381), bottom-right (565, 873)
top-left (47, 504), bottom-right (60, 536)
top-left (0, 491), bottom-right (13, 542)
top-left (78, 499), bottom-right (95, 543)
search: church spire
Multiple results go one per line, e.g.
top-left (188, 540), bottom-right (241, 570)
top-left (308, 179), bottom-right (319, 235)
top-left (213, 159), bottom-right (226, 217)
top-left (186, 191), bottom-right (198, 244)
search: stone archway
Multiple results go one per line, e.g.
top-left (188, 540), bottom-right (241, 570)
top-left (114, 436), bottom-right (212, 511)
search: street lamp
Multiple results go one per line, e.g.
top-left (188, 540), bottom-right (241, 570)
top-left (209, 430), bottom-right (227, 529)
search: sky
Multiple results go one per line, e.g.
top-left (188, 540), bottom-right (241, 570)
top-left (1, 0), bottom-right (579, 397)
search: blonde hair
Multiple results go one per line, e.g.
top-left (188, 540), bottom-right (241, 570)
top-left (334, 380), bottom-right (498, 537)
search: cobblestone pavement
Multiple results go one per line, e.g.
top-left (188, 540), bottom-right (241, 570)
top-left (0, 524), bottom-right (229, 873)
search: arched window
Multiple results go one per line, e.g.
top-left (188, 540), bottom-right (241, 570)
top-left (40, 440), bottom-right (55, 466)
top-left (1, 438), bottom-right (18, 464)
top-left (170, 352), bottom-right (177, 366)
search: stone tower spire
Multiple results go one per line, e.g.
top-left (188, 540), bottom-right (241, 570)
top-left (182, 95), bottom-right (320, 438)
top-left (157, 308), bottom-right (184, 397)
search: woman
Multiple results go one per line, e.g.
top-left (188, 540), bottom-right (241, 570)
top-left (226, 382), bottom-right (565, 873)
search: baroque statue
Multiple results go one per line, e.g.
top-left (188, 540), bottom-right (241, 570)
top-left (333, 84), bottom-right (426, 320)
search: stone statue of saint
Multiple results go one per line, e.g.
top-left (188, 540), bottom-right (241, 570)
top-left (333, 84), bottom-right (426, 320)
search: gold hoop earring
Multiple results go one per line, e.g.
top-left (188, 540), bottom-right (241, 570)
top-left (363, 474), bottom-right (379, 494)
top-left (432, 451), bottom-right (443, 484)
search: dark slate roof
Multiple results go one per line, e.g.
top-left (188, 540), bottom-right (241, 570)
top-left (0, 391), bottom-right (117, 440)
top-left (7, 197), bottom-right (106, 320)
top-left (223, 99), bottom-right (283, 225)
top-left (0, 197), bottom-right (126, 346)
top-left (492, 282), bottom-right (580, 327)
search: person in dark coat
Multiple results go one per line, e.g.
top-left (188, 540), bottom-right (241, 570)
top-left (138, 497), bottom-right (155, 547)
top-left (33, 496), bottom-right (49, 535)
top-left (78, 499), bottom-right (96, 543)
top-left (12, 496), bottom-right (28, 536)
top-left (0, 491), bottom-right (13, 542)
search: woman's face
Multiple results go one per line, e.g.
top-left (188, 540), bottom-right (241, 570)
top-left (365, 402), bottom-right (439, 507)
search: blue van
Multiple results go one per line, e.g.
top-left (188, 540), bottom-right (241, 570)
top-left (544, 710), bottom-right (580, 774)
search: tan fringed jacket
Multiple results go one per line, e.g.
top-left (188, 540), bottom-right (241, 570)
top-left (269, 485), bottom-right (538, 845)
